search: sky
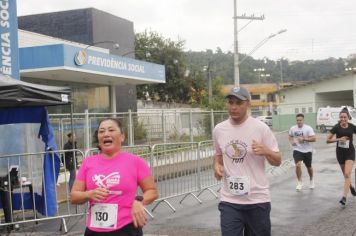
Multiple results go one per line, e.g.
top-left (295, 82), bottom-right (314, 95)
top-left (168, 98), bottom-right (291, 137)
top-left (17, 0), bottom-right (356, 62)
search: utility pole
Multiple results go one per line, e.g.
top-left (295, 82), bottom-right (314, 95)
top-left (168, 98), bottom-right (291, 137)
top-left (233, 0), bottom-right (264, 86)
top-left (280, 58), bottom-right (284, 84)
top-left (207, 61), bottom-right (212, 104)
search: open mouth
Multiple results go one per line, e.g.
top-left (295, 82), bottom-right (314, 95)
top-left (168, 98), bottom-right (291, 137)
top-left (103, 140), bottom-right (113, 145)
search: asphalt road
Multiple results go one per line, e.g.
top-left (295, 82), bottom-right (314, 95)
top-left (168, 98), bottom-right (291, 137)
top-left (145, 133), bottom-right (356, 236)
top-left (6, 133), bottom-right (356, 236)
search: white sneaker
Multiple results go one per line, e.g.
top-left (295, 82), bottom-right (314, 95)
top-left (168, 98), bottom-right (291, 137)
top-left (309, 180), bottom-right (315, 189)
top-left (296, 182), bottom-right (303, 191)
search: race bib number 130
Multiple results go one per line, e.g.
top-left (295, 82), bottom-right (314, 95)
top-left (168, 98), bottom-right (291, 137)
top-left (90, 203), bottom-right (118, 229)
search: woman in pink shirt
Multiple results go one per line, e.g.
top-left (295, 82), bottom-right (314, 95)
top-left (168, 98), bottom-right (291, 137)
top-left (70, 118), bottom-right (158, 236)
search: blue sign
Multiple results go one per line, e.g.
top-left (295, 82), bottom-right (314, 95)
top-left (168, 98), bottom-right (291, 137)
top-left (0, 0), bottom-right (19, 80)
top-left (20, 44), bottom-right (166, 83)
top-left (69, 46), bottom-right (165, 82)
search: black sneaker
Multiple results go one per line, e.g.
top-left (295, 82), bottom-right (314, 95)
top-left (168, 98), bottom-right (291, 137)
top-left (350, 186), bottom-right (356, 196)
top-left (339, 197), bottom-right (346, 206)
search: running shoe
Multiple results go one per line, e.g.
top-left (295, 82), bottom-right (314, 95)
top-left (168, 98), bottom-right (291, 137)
top-left (350, 186), bottom-right (356, 196)
top-left (296, 182), bottom-right (303, 191)
top-left (309, 180), bottom-right (315, 189)
top-left (339, 197), bottom-right (346, 206)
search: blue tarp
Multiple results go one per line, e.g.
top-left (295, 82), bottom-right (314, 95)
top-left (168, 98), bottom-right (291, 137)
top-left (0, 106), bottom-right (61, 216)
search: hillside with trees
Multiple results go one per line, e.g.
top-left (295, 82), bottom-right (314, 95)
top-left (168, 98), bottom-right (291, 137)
top-left (186, 50), bottom-right (349, 84)
top-left (134, 30), bottom-right (356, 108)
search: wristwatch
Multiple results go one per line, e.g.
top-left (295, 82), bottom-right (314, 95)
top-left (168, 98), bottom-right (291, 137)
top-left (135, 196), bottom-right (144, 202)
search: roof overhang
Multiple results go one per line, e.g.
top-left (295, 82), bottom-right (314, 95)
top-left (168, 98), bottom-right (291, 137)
top-left (20, 44), bottom-right (166, 86)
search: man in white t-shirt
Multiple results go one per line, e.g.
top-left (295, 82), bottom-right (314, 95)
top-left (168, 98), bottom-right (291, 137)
top-left (213, 86), bottom-right (281, 236)
top-left (288, 113), bottom-right (316, 191)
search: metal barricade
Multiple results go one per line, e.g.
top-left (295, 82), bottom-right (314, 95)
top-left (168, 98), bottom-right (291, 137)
top-left (0, 134), bottom-right (294, 233)
top-left (0, 149), bottom-right (86, 233)
top-left (84, 145), bottom-right (151, 162)
top-left (150, 142), bottom-right (202, 212)
top-left (266, 130), bottom-right (294, 176)
top-left (196, 141), bottom-right (219, 199)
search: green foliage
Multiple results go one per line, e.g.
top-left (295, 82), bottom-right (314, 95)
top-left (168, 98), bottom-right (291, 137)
top-left (134, 30), bottom-right (353, 110)
top-left (185, 50), bottom-right (349, 85)
top-left (120, 118), bottom-right (147, 145)
top-left (132, 118), bottom-right (147, 141)
top-left (203, 76), bottom-right (226, 110)
top-left (135, 30), bottom-right (201, 104)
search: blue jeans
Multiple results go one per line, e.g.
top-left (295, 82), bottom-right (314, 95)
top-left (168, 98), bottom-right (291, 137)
top-left (68, 168), bottom-right (76, 191)
top-left (219, 201), bottom-right (271, 236)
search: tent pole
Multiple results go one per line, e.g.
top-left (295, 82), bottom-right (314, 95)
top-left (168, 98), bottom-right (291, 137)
top-left (70, 103), bottom-right (74, 138)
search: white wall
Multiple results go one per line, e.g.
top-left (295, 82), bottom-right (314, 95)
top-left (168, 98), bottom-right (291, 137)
top-left (278, 74), bottom-right (356, 115)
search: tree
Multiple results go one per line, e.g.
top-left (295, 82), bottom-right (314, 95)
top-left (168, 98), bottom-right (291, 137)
top-left (198, 75), bottom-right (226, 110)
top-left (135, 30), bottom-right (195, 103)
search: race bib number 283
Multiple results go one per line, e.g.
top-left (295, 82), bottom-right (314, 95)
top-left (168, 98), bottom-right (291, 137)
top-left (227, 176), bottom-right (250, 196)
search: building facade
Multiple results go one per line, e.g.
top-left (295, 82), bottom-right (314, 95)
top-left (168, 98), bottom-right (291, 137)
top-left (18, 8), bottom-right (164, 113)
top-left (223, 83), bottom-right (279, 116)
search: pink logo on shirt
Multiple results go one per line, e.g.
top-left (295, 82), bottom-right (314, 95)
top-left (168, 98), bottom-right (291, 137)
top-left (225, 140), bottom-right (247, 164)
top-left (92, 172), bottom-right (121, 188)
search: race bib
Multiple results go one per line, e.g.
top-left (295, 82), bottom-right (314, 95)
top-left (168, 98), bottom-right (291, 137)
top-left (90, 203), bottom-right (118, 229)
top-left (338, 140), bottom-right (350, 149)
top-left (226, 176), bottom-right (250, 196)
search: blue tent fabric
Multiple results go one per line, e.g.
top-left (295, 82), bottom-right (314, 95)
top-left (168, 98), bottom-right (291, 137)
top-left (0, 106), bottom-right (47, 125)
top-left (0, 106), bottom-right (60, 216)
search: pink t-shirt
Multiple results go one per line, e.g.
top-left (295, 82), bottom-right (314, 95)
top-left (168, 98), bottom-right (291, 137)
top-left (76, 152), bottom-right (151, 232)
top-left (213, 116), bottom-right (279, 205)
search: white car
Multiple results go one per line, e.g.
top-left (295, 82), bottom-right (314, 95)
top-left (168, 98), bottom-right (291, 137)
top-left (256, 116), bottom-right (273, 127)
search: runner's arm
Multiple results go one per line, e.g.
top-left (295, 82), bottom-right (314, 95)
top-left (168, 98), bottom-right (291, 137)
top-left (252, 140), bottom-right (281, 166)
top-left (70, 180), bottom-right (109, 204)
top-left (132, 176), bottom-right (158, 228)
top-left (138, 176), bottom-right (158, 205)
top-left (263, 149), bottom-right (281, 166)
top-left (214, 154), bottom-right (224, 181)
top-left (288, 135), bottom-right (296, 146)
top-left (326, 133), bottom-right (337, 143)
top-left (305, 134), bottom-right (316, 142)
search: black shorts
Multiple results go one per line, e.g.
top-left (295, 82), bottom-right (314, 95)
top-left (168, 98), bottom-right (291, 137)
top-left (336, 148), bottom-right (355, 165)
top-left (84, 223), bottom-right (143, 236)
top-left (293, 150), bottom-right (312, 168)
top-left (218, 201), bottom-right (271, 236)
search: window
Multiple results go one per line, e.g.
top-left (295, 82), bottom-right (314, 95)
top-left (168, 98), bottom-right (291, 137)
top-left (295, 108), bottom-right (299, 114)
top-left (267, 93), bottom-right (276, 102)
top-left (251, 94), bottom-right (260, 100)
top-left (302, 107), bottom-right (306, 113)
top-left (308, 107), bottom-right (313, 113)
top-left (279, 95), bottom-right (285, 103)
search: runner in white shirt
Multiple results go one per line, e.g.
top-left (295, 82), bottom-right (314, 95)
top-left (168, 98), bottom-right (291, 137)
top-left (288, 113), bottom-right (316, 191)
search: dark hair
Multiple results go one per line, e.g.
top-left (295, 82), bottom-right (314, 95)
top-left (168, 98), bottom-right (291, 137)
top-left (67, 132), bottom-right (73, 138)
top-left (340, 107), bottom-right (351, 120)
top-left (296, 113), bottom-right (304, 118)
top-left (93, 118), bottom-right (124, 150)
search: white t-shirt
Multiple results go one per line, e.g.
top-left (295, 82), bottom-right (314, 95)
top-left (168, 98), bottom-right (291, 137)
top-left (213, 116), bottom-right (279, 205)
top-left (288, 124), bottom-right (315, 153)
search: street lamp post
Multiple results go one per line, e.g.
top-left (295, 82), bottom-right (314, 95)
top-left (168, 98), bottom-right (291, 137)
top-left (203, 62), bottom-right (213, 104)
top-left (121, 50), bottom-right (151, 59)
top-left (253, 68), bottom-right (270, 83)
top-left (238, 29), bottom-right (287, 66)
top-left (233, 0), bottom-right (239, 87)
top-left (84, 40), bottom-right (120, 51)
top-left (345, 67), bottom-right (356, 72)
top-left (279, 58), bottom-right (284, 84)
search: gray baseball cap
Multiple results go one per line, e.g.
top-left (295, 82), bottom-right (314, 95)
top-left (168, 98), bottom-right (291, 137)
top-left (225, 86), bottom-right (251, 100)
